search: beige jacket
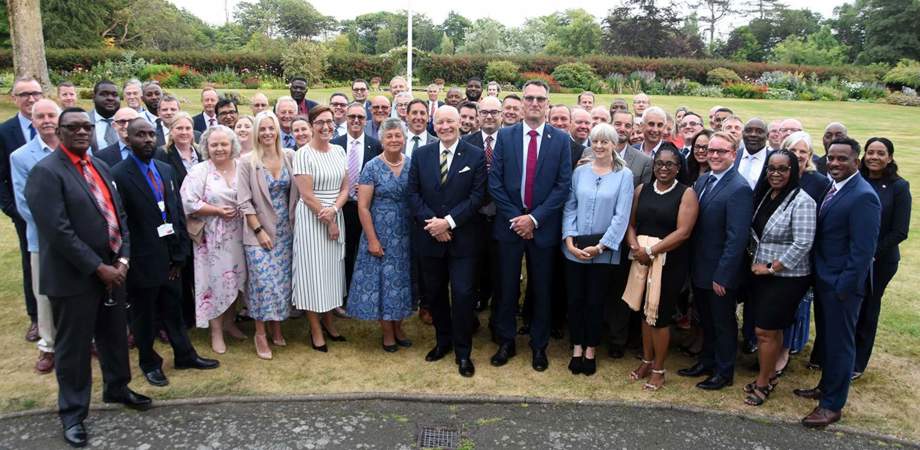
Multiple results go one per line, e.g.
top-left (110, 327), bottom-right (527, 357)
top-left (237, 149), bottom-right (300, 246)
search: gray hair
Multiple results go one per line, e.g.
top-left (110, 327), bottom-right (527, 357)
top-left (782, 131), bottom-right (816, 172)
top-left (379, 117), bottom-right (405, 136)
top-left (642, 106), bottom-right (667, 122)
top-left (199, 125), bottom-right (241, 160)
top-left (588, 123), bottom-right (626, 171)
top-left (274, 95), bottom-right (297, 113)
top-left (123, 79), bottom-right (142, 90)
top-left (31, 99), bottom-right (61, 116)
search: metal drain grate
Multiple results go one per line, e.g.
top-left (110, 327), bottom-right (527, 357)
top-left (417, 423), bottom-right (462, 449)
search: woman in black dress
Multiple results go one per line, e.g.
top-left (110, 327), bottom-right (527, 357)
top-left (852, 137), bottom-right (911, 379)
top-left (625, 147), bottom-right (699, 390)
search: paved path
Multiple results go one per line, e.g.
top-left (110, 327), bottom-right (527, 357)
top-left (0, 398), bottom-right (912, 449)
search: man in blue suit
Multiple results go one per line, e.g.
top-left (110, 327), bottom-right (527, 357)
top-left (794, 137), bottom-right (880, 428)
top-left (488, 80), bottom-right (572, 372)
top-left (678, 131), bottom-right (753, 390)
top-left (408, 106), bottom-right (487, 377)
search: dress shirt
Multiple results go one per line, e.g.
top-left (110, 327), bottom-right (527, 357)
top-left (699, 168), bottom-right (728, 202)
top-left (11, 136), bottom-right (54, 252)
top-left (175, 146), bottom-right (200, 173)
top-left (61, 145), bottom-right (117, 224)
top-left (737, 147), bottom-right (767, 189)
top-left (640, 140), bottom-right (663, 158)
top-left (831, 171), bottom-right (858, 193)
top-left (334, 121), bottom-right (347, 138)
top-left (520, 122), bottom-right (545, 227)
top-left (406, 131), bottom-right (429, 158)
top-left (117, 140), bottom-right (131, 161)
top-left (438, 139), bottom-right (460, 229)
top-left (141, 110), bottom-right (158, 125)
top-left (481, 130), bottom-right (498, 146)
top-left (17, 113), bottom-right (33, 142)
top-left (347, 133), bottom-right (366, 165)
top-left (203, 112), bottom-right (218, 128)
top-left (93, 113), bottom-right (116, 149)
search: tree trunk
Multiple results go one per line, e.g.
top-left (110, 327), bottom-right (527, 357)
top-left (6, 0), bottom-right (52, 91)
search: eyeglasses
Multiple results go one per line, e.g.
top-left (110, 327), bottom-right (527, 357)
top-left (767, 165), bottom-right (791, 173)
top-left (480, 109), bottom-right (501, 117)
top-left (346, 114), bottom-right (366, 121)
top-left (114, 119), bottom-right (133, 126)
top-left (653, 160), bottom-right (680, 169)
top-left (15, 91), bottom-right (44, 99)
top-left (252, 103), bottom-right (268, 108)
top-left (61, 123), bottom-right (95, 132)
top-left (707, 148), bottom-right (732, 156)
top-left (352, 87), bottom-right (368, 92)
top-left (217, 110), bottom-right (238, 117)
top-left (681, 121), bottom-right (702, 128)
top-left (693, 144), bottom-right (709, 151)
top-left (371, 106), bottom-right (389, 111)
top-left (330, 102), bottom-right (348, 108)
top-left (313, 120), bottom-right (335, 128)
top-left (523, 96), bottom-right (548, 104)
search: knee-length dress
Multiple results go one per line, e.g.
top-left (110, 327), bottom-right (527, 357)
top-left (244, 167), bottom-right (293, 321)
top-left (292, 145), bottom-right (346, 312)
top-left (180, 161), bottom-right (247, 328)
top-left (346, 156), bottom-right (413, 321)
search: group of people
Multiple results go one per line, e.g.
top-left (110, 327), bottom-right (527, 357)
top-left (0, 74), bottom-right (909, 447)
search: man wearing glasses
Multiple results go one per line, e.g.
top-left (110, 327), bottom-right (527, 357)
top-left (364, 96), bottom-right (392, 140)
top-left (352, 79), bottom-right (372, 118)
top-left (0, 77), bottom-right (45, 344)
top-left (329, 93), bottom-right (349, 138)
top-left (215, 98), bottom-right (239, 129)
top-left (678, 112), bottom-right (705, 158)
top-left (95, 107), bottom-right (140, 168)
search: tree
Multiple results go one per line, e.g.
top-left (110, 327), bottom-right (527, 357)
top-left (40, 0), bottom-right (118, 48)
top-left (235, 0), bottom-right (333, 41)
top-left (375, 27), bottom-right (397, 54)
top-left (828, 0), bottom-right (866, 62)
top-left (412, 13), bottom-right (441, 52)
top-left (744, 0), bottom-right (785, 19)
top-left (5, 0), bottom-right (51, 89)
top-left (857, 0), bottom-right (920, 64)
top-left (438, 33), bottom-right (455, 55)
top-left (745, 7), bottom-right (822, 60)
top-left (440, 11), bottom-right (471, 49)
top-left (107, 0), bottom-right (214, 50)
top-left (457, 18), bottom-right (505, 54)
top-left (718, 26), bottom-right (762, 60)
top-left (690, 0), bottom-right (740, 48)
top-left (770, 26), bottom-right (848, 65)
top-left (602, 0), bottom-right (692, 58)
top-left (545, 9), bottom-right (603, 56)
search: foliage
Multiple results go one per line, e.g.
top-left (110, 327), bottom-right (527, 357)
top-left (722, 82), bottom-right (768, 99)
top-left (281, 40), bottom-right (330, 84)
top-left (883, 59), bottom-right (920, 90)
top-left (707, 67), bottom-right (742, 85)
top-left (841, 80), bottom-right (888, 100)
top-left (551, 62), bottom-right (603, 91)
top-left (438, 34), bottom-right (455, 55)
top-left (606, 73), bottom-right (628, 94)
top-left (770, 26), bottom-right (848, 66)
top-left (764, 88), bottom-right (797, 100)
top-left (690, 85), bottom-right (725, 97)
top-left (485, 61), bottom-right (521, 85)
top-left (235, 0), bottom-right (334, 41)
top-left (326, 53), bottom-right (397, 83)
top-left (756, 71), bottom-right (807, 92)
top-left (627, 70), bottom-right (663, 94)
top-left (520, 72), bottom-right (562, 93)
top-left (885, 91), bottom-right (920, 107)
top-left (540, 9), bottom-right (603, 57)
top-left (662, 78), bottom-right (698, 96)
top-left (602, 0), bottom-right (705, 58)
top-left (856, 0), bottom-right (920, 64)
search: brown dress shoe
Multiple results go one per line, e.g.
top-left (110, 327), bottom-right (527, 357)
top-left (802, 406), bottom-right (841, 428)
top-left (25, 322), bottom-right (39, 342)
top-left (793, 386), bottom-right (823, 400)
top-left (35, 351), bottom-right (54, 374)
top-left (419, 307), bottom-right (434, 325)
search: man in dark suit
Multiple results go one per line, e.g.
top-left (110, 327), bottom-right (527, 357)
top-left (192, 88), bottom-right (220, 133)
top-left (488, 80), bottom-right (572, 372)
top-left (112, 119), bottom-right (219, 387)
top-left (813, 122), bottom-right (847, 175)
top-left (408, 106), bottom-right (487, 377)
top-left (678, 112), bottom-right (705, 158)
top-left (0, 77), bottom-right (43, 342)
top-left (140, 82), bottom-right (162, 125)
top-left (458, 101), bottom-right (480, 136)
top-left (352, 79), bottom-right (373, 119)
top-left (333, 102), bottom-right (383, 309)
top-left (25, 108), bottom-right (151, 447)
top-left (88, 80), bottom-right (121, 154)
top-left (678, 131), bottom-right (753, 390)
top-left (405, 99), bottom-right (439, 158)
top-left (794, 137), bottom-right (880, 428)
top-left (95, 107), bottom-right (139, 168)
top-left (290, 76), bottom-right (319, 116)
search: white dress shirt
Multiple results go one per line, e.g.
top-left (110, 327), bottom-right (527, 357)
top-left (439, 139), bottom-right (459, 229)
top-left (406, 131), bottom-right (429, 158)
top-left (737, 147), bottom-right (767, 189)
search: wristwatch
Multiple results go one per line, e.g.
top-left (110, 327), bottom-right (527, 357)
top-left (117, 257), bottom-right (130, 269)
top-left (767, 262), bottom-right (775, 275)
top-left (644, 245), bottom-right (655, 260)
top-left (253, 226), bottom-right (264, 235)
top-left (596, 244), bottom-right (604, 255)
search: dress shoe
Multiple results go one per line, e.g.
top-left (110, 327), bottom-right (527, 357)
top-left (581, 357), bottom-right (597, 376)
top-left (532, 348), bottom-right (549, 372)
top-left (395, 337), bottom-right (413, 348)
top-left (677, 363), bottom-right (713, 378)
top-left (793, 386), bottom-right (823, 400)
top-left (425, 345), bottom-right (452, 362)
top-left (741, 341), bottom-right (758, 355)
top-left (103, 389), bottom-right (152, 411)
top-left (458, 358), bottom-right (475, 377)
top-left (310, 338), bottom-right (328, 353)
top-left (607, 345), bottom-right (624, 359)
top-left (382, 342), bottom-right (399, 353)
top-left (801, 406), bottom-right (841, 428)
top-left (490, 343), bottom-right (516, 367)
top-left (35, 351), bottom-right (54, 374)
top-left (25, 321), bottom-right (39, 342)
top-left (696, 374), bottom-right (733, 390)
top-left (175, 356), bottom-right (220, 370)
top-left (63, 423), bottom-right (87, 448)
top-left (568, 356), bottom-right (583, 375)
top-left (321, 323), bottom-right (346, 342)
top-left (144, 368), bottom-right (169, 387)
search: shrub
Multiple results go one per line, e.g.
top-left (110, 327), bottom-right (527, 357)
top-left (722, 82), bottom-right (768, 99)
top-left (765, 88), bottom-right (796, 100)
top-left (520, 72), bottom-right (561, 93)
top-left (662, 78), bottom-right (695, 96)
top-left (485, 61), bottom-right (521, 85)
top-left (756, 71), bottom-right (807, 93)
top-left (707, 67), bottom-right (742, 85)
top-left (281, 41), bottom-right (330, 85)
top-left (627, 70), bottom-right (663, 94)
top-left (158, 66), bottom-right (206, 89)
top-left (885, 92), bottom-right (920, 107)
top-left (552, 62), bottom-right (602, 91)
top-left (326, 53), bottom-right (398, 83)
top-left (606, 73), bottom-right (627, 94)
top-left (205, 67), bottom-right (244, 88)
top-left (883, 59), bottom-right (920, 90)
top-left (691, 85), bottom-right (724, 97)
top-left (842, 81), bottom-right (887, 100)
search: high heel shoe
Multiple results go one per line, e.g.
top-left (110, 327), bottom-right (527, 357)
top-left (254, 334), bottom-right (272, 360)
top-left (310, 336), bottom-right (328, 353)
top-left (320, 323), bottom-right (346, 342)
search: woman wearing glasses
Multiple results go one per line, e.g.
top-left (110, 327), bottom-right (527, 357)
top-left (685, 129), bottom-right (713, 185)
top-left (744, 149), bottom-right (816, 406)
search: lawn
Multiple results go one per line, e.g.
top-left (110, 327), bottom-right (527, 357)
top-left (0, 89), bottom-right (917, 441)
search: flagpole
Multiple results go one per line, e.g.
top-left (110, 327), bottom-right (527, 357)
top-left (407, 0), bottom-right (413, 92)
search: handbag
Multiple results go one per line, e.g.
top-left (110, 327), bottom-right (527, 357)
top-left (573, 233), bottom-right (604, 249)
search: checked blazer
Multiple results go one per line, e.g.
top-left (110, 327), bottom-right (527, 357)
top-left (751, 188), bottom-right (817, 277)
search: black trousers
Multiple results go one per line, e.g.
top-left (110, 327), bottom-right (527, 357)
top-left (50, 285), bottom-right (131, 429)
top-left (521, 250), bottom-right (566, 330)
top-left (128, 278), bottom-right (197, 373)
top-left (854, 261), bottom-right (898, 373)
top-left (12, 216), bottom-right (37, 321)
top-left (605, 261), bottom-right (635, 349)
top-left (565, 260), bottom-right (613, 347)
top-left (343, 200), bottom-right (361, 304)
top-left (694, 285), bottom-right (738, 379)
top-left (475, 215), bottom-right (502, 330)
top-left (180, 243), bottom-right (196, 328)
top-left (421, 254), bottom-right (477, 360)
top-left (495, 241), bottom-right (555, 350)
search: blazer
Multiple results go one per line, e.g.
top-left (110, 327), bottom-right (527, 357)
top-left (408, 139), bottom-right (487, 258)
top-left (867, 176), bottom-right (910, 264)
top-left (155, 123), bottom-right (202, 148)
top-left (800, 170), bottom-right (833, 204)
top-left (95, 142), bottom-right (129, 168)
top-left (154, 145), bottom-right (201, 193)
top-left (813, 154), bottom-right (828, 175)
top-left (25, 149), bottom-right (130, 297)
top-left (112, 157), bottom-right (189, 288)
top-left (10, 137), bottom-right (54, 252)
top-left (569, 139), bottom-right (585, 172)
top-left (236, 150), bottom-right (300, 246)
top-left (751, 188), bottom-right (816, 277)
top-left (192, 112), bottom-right (213, 133)
top-left (330, 133), bottom-right (383, 170)
top-left (488, 122), bottom-right (573, 248)
top-left (620, 146), bottom-right (652, 187)
top-left (0, 114), bottom-right (27, 218)
top-left (690, 168), bottom-right (753, 290)
top-left (814, 173), bottom-right (880, 298)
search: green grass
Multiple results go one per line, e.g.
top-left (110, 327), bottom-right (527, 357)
top-left (0, 91), bottom-right (918, 441)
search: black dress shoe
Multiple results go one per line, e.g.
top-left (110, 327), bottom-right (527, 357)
top-left (103, 389), bottom-right (152, 411)
top-left (490, 342), bottom-right (516, 367)
top-left (425, 345), bottom-right (452, 362)
top-left (532, 348), bottom-right (549, 372)
top-left (382, 341), bottom-right (399, 353)
top-left (63, 423), bottom-right (87, 448)
top-left (568, 356), bottom-right (583, 374)
top-left (793, 386), bottom-right (823, 400)
top-left (742, 341), bottom-right (759, 355)
top-left (696, 374), bottom-right (733, 390)
top-left (607, 345), bottom-right (625, 359)
top-left (175, 356), bottom-right (220, 370)
top-left (310, 337), bottom-right (328, 353)
top-left (458, 358), bottom-right (475, 377)
top-left (144, 369), bottom-right (169, 387)
top-left (581, 357), bottom-right (597, 376)
top-left (395, 337), bottom-right (413, 348)
top-left (677, 363), bottom-right (713, 378)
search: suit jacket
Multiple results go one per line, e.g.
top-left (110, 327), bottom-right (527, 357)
top-left (408, 140), bottom-right (487, 258)
top-left (461, 131), bottom-right (496, 212)
top-left (331, 133), bottom-right (383, 170)
top-left (814, 173), bottom-right (880, 298)
top-left (192, 112), bottom-right (210, 133)
top-left (868, 177), bottom-right (911, 264)
top-left (95, 142), bottom-right (129, 168)
top-left (10, 137), bottom-right (54, 252)
top-left (813, 154), bottom-right (828, 175)
top-left (690, 168), bottom-right (753, 290)
top-left (153, 145), bottom-right (201, 193)
top-left (732, 146), bottom-right (771, 191)
top-left (155, 122), bottom-right (202, 148)
top-left (112, 157), bottom-right (188, 288)
top-left (488, 122), bottom-right (573, 248)
top-left (25, 149), bottom-right (130, 297)
top-left (751, 189), bottom-right (816, 277)
top-left (620, 146), bottom-right (652, 187)
top-left (0, 115), bottom-right (28, 218)
top-left (569, 140), bottom-right (585, 173)
top-left (236, 150), bottom-right (300, 246)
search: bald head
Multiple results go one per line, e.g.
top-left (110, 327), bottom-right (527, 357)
top-left (742, 118), bottom-right (767, 153)
top-left (823, 122), bottom-right (848, 152)
top-left (780, 118), bottom-right (803, 141)
top-left (250, 93), bottom-right (269, 115)
top-left (113, 107), bottom-right (140, 141)
top-left (478, 96), bottom-right (502, 134)
top-left (433, 105), bottom-right (460, 145)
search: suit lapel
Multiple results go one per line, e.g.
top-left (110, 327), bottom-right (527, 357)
top-left (701, 170), bottom-right (733, 209)
top-left (535, 127), bottom-right (553, 177)
top-left (819, 175), bottom-right (858, 220)
top-left (511, 125), bottom-right (523, 180)
top-left (444, 143), bottom-right (466, 186)
top-left (58, 151), bottom-right (106, 218)
top-left (125, 157), bottom-right (158, 206)
top-left (761, 190), bottom-right (792, 237)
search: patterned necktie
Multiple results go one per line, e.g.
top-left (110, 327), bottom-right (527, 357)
top-left (283, 133), bottom-right (295, 149)
top-left (79, 160), bottom-right (122, 253)
top-left (102, 118), bottom-right (118, 146)
top-left (412, 136), bottom-right (421, 155)
top-left (147, 167), bottom-right (163, 197)
top-left (523, 130), bottom-right (538, 210)
top-left (347, 140), bottom-right (361, 198)
top-left (209, 117), bottom-right (216, 128)
top-left (440, 149), bottom-right (450, 185)
top-left (485, 135), bottom-right (494, 168)
top-left (820, 184), bottom-right (838, 214)
top-left (698, 174), bottom-right (715, 200)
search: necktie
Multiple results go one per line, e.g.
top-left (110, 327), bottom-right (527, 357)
top-left (347, 140), bottom-right (361, 198)
top-left (430, 101), bottom-right (437, 116)
top-left (79, 160), bottom-right (121, 253)
top-left (28, 124), bottom-right (35, 140)
top-left (411, 136), bottom-right (421, 156)
top-left (440, 149), bottom-right (450, 185)
top-left (209, 117), bottom-right (216, 128)
top-left (820, 184), bottom-right (838, 214)
top-left (333, 125), bottom-right (340, 139)
top-left (485, 135), bottom-right (494, 168)
top-left (698, 174), bottom-right (715, 201)
top-left (147, 167), bottom-right (163, 197)
top-left (524, 130), bottom-right (538, 210)
top-left (283, 134), bottom-right (295, 149)
top-left (102, 118), bottom-right (118, 146)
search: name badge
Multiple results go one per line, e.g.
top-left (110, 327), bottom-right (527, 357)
top-left (157, 201), bottom-right (166, 212)
top-left (157, 223), bottom-right (175, 237)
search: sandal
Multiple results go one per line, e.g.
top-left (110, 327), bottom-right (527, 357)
top-left (743, 375), bottom-right (779, 394)
top-left (629, 360), bottom-right (653, 380)
top-left (643, 369), bottom-right (666, 391)
top-left (744, 384), bottom-right (771, 406)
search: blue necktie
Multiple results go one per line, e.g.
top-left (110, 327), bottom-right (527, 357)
top-left (698, 174), bottom-right (715, 200)
top-left (28, 124), bottom-right (35, 140)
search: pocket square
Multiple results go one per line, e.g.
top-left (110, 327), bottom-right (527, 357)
top-left (458, 166), bottom-right (471, 173)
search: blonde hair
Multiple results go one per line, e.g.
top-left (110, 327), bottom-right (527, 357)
top-left (252, 111), bottom-right (283, 167)
top-left (165, 112), bottom-right (195, 153)
top-left (234, 115), bottom-right (256, 150)
top-left (782, 131), bottom-right (817, 172)
top-left (588, 123), bottom-right (627, 171)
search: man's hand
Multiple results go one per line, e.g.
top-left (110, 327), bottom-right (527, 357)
top-left (712, 281), bottom-right (726, 297)
top-left (424, 217), bottom-right (451, 237)
top-left (96, 263), bottom-right (125, 289)
top-left (168, 265), bottom-right (182, 281)
top-left (509, 215), bottom-right (535, 238)
top-left (434, 231), bottom-right (453, 242)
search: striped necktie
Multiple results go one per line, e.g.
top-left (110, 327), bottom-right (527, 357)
top-left (439, 149), bottom-right (450, 185)
top-left (79, 160), bottom-right (122, 253)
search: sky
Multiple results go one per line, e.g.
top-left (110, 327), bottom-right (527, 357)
top-left (169, 0), bottom-right (849, 35)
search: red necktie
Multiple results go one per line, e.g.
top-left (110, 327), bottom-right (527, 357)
top-left (147, 168), bottom-right (163, 197)
top-left (79, 160), bottom-right (122, 253)
top-left (524, 130), bottom-right (538, 210)
top-left (485, 135), bottom-right (494, 168)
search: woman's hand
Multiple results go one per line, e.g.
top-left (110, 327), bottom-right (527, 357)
top-left (634, 248), bottom-right (652, 266)
top-left (327, 221), bottom-right (340, 241)
top-left (751, 263), bottom-right (771, 275)
top-left (257, 229), bottom-right (274, 250)
top-left (317, 206), bottom-right (337, 223)
top-left (567, 241), bottom-right (592, 261)
top-left (367, 239), bottom-right (384, 257)
top-left (218, 205), bottom-right (238, 219)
